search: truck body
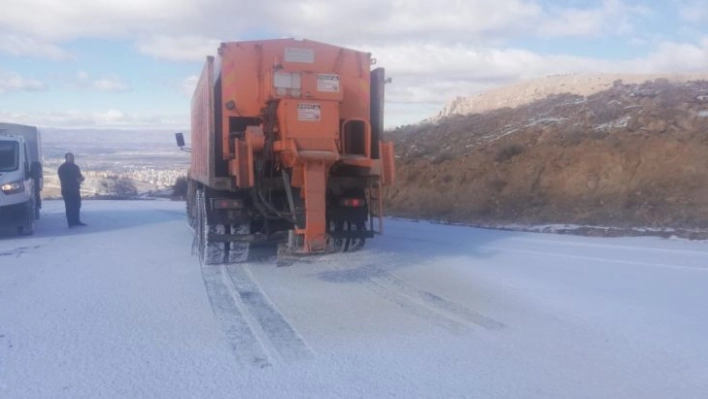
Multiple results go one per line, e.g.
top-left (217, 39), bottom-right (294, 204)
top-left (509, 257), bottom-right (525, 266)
top-left (181, 38), bottom-right (395, 264)
top-left (0, 122), bottom-right (43, 235)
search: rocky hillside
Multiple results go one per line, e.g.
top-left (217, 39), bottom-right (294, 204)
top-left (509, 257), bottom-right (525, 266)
top-left (385, 76), bottom-right (708, 234)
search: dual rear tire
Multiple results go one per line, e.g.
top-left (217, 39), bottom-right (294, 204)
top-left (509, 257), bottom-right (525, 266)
top-left (194, 188), bottom-right (250, 265)
top-left (330, 220), bottom-right (366, 252)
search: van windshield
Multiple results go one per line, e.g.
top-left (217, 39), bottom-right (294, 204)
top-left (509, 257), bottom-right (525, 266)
top-left (0, 141), bottom-right (19, 172)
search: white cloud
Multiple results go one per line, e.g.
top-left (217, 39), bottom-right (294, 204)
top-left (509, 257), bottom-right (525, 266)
top-left (0, 0), bottom-right (199, 41)
top-left (72, 71), bottom-right (129, 92)
top-left (675, 0), bottom-right (708, 23)
top-left (92, 78), bottom-right (129, 92)
top-left (266, 0), bottom-right (542, 44)
top-left (95, 109), bottom-right (126, 124)
top-left (136, 35), bottom-right (221, 61)
top-left (0, 70), bottom-right (46, 93)
top-left (182, 75), bottom-right (199, 97)
top-left (538, 0), bottom-right (649, 38)
top-left (363, 43), bottom-right (618, 104)
top-left (634, 39), bottom-right (708, 72)
top-left (0, 0), bottom-right (649, 47)
top-left (75, 71), bottom-right (90, 81)
top-left (0, 33), bottom-right (69, 60)
top-left (0, 109), bottom-right (188, 130)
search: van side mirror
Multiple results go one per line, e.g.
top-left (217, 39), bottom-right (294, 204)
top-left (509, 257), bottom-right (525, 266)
top-left (175, 132), bottom-right (185, 148)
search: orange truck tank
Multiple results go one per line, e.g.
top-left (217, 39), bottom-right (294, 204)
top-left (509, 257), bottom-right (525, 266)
top-left (177, 38), bottom-right (395, 264)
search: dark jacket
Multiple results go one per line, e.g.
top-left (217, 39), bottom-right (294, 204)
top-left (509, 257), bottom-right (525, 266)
top-left (58, 162), bottom-right (84, 193)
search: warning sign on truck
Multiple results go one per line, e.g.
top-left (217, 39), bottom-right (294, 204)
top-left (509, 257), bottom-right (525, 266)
top-left (317, 74), bottom-right (340, 93)
top-left (297, 103), bottom-right (321, 121)
top-left (285, 47), bottom-right (315, 63)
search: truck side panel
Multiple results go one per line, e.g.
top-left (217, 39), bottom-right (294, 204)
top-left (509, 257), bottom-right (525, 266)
top-left (190, 56), bottom-right (216, 188)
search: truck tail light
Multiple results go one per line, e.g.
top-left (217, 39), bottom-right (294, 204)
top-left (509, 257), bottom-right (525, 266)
top-left (340, 198), bottom-right (365, 207)
top-left (212, 199), bottom-right (243, 209)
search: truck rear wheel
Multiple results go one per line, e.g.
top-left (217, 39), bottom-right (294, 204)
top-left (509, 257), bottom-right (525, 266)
top-left (186, 179), bottom-right (197, 231)
top-left (348, 221), bottom-right (366, 251)
top-left (228, 223), bottom-right (250, 263)
top-left (330, 220), bottom-right (366, 252)
top-left (196, 189), bottom-right (227, 265)
top-left (195, 188), bottom-right (251, 264)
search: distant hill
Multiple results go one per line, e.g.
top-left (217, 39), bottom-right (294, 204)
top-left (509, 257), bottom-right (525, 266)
top-left (385, 74), bottom-right (708, 233)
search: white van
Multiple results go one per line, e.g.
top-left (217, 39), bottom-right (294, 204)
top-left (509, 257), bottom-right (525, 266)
top-left (0, 123), bottom-right (43, 235)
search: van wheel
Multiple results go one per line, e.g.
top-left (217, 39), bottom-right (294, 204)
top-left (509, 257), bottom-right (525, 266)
top-left (18, 223), bottom-right (34, 236)
top-left (18, 202), bottom-right (36, 235)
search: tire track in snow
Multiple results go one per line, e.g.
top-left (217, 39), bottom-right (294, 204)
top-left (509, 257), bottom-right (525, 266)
top-left (200, 266), bottom-right (272, 368)
top-left (359, 276), bottom-right (473, 334)
top-left (224, 265), bottom-right (313, 363)
top-left (321, 264), bottom-right (504, 333)
top-left (364, 265), bottom-right (506, 330)
top-left (0, 245), bottom-right (41, 258)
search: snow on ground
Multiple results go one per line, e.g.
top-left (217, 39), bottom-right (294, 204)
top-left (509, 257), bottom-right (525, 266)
top-left (1, 200), bottom-right (708, 398)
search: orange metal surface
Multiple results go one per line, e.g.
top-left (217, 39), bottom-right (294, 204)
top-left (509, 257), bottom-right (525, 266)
top-left (218, 39), bottom-right (372, 166)
top-left (229, 126), bottom-right (265, 188)
top-left (218, 39), bottom-right (371, 119)
top-left (228, 140), bottom-right (249, 187)
top-left (276, 99), bottom-right (340, 140)
top-left (203, 38), bottom-right (393, 254)
top-left (189, 56), bottom-right (214, 186)
top-left (299, 160), bottom-right (331, 252)
top-left (380, 141), bottom-right (396, 185)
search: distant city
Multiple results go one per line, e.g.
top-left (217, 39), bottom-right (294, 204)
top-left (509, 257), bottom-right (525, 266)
top-left (40, 128), bottom-right (189, 199)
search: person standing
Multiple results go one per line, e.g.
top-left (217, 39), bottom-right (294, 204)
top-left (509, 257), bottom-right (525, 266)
top-left (58, 152), bottom-right (86, 227)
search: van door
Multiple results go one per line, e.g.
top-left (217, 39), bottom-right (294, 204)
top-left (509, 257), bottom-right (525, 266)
top-left (23, 142), bottom-right (33, 192)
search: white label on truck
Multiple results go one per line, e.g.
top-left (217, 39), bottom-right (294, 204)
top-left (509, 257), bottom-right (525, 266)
top-left (297, 103), bottom-right (321, 121)
top-left (273, 72), bottom-right (302, 89)
top-left (285, 47), bottom-right (314, 63)
top-left (274, 72), bottom-right (293, 88)
top-left (317, 73), bottom-right (340, 92)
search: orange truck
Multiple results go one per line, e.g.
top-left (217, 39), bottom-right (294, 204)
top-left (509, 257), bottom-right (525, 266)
top-left (177, 38), bottom-right (395, 264)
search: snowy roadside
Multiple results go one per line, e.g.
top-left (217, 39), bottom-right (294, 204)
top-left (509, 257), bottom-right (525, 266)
top-left (391, 217), bottom-right (708, 241)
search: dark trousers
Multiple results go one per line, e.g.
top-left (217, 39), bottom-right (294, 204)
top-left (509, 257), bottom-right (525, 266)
top-left (62, 190), bottom-right (82, 226)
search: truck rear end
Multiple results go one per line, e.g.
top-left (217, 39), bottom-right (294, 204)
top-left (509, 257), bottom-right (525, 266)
top-left (184, 38), bottom-right (395, 264)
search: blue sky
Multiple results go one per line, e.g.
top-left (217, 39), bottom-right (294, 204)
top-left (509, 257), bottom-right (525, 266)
top-left (0, 0), bottom-right (707, 130)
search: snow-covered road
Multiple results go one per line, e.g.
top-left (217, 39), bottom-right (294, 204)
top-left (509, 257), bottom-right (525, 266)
top-left (1, 200), bottom-right (707, 398)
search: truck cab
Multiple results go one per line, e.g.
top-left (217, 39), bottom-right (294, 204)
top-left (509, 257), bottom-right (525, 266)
top-left (0, 134), bottom-right (42, 235)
